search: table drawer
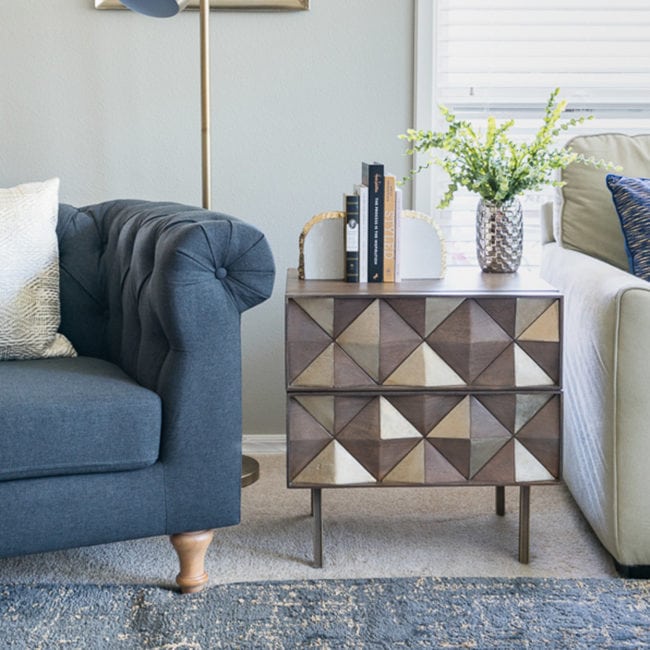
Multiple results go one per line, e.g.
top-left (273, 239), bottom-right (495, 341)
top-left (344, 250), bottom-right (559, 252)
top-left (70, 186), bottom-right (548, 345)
top-left (287, 392), bottom-right (561, 487)
top-left (286, 296), bottom-right (561, 391)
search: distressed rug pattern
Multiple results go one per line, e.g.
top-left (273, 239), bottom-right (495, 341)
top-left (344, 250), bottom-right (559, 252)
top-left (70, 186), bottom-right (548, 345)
top-left (2, 576), bottom-right (649, 649)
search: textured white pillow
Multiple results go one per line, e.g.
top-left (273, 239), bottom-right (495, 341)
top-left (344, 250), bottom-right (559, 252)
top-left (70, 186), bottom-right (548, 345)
top-left (0, 178), bottom-right (76, 360)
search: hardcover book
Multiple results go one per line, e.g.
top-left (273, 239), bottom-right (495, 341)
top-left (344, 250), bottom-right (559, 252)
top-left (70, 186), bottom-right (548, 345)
top-left (382, 173), bottom-right (396, 282)
top-left (344, 193), bottom-right (360, 282)
top-left (394, 186), bottom-right (403, 282)
top-left (361, 161), bottom-right (385, 282)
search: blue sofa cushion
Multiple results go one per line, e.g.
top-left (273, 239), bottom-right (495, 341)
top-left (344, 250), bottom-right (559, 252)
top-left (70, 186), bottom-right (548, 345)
top-left (0, 356), bottom-right (161, 481)
top-left (606, 174), bottom-right (650, 280)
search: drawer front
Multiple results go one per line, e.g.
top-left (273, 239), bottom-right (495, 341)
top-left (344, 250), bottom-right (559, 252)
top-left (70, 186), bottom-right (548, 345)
top-left (287, 392), bottom-right (561, 487)
top-left (286, 296), bottom-right (561, 391)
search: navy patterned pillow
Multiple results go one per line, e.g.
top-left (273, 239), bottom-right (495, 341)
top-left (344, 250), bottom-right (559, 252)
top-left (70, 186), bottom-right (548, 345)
top-left (606, 174), bottom-right (650, 281)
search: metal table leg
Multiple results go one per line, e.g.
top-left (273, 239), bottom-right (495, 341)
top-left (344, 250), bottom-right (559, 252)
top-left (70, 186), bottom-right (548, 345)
top-left (311, 488), bottom-right (323, 568)
top-left (519, 485), bottom-right (530, 563)
top-left (495, 485), bottom-right (505, 516)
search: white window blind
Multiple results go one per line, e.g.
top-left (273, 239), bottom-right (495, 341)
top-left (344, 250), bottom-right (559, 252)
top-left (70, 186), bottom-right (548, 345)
top-left (437, 0), bottom-right (650, 110)
top-left (418, 0), bottom-right (650, 267)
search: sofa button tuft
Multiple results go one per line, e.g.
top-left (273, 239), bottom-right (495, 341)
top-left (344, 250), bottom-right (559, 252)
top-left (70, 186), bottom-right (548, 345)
top-left (215, 267), bottom-right (228, 280)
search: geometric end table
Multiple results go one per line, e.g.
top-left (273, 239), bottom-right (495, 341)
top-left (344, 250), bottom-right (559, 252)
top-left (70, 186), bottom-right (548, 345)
top-left (285, 268), bottom-right (562, 567)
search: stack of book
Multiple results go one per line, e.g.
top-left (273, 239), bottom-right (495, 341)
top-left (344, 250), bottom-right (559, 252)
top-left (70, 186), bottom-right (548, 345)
top-left (344, 162), bottom-right (402, 283)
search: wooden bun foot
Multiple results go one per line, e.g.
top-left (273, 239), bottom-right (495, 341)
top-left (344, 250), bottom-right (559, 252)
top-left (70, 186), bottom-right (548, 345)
top-left (170, 529), bottom-right (214, 594)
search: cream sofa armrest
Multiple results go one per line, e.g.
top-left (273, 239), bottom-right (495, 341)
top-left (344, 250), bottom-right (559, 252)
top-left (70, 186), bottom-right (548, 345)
top-left (614, 287), bottom-right (650, 563)
top-left (542, 241), bottom-right (648, 305)
top-left (541, 242), bottom-right (650, 565)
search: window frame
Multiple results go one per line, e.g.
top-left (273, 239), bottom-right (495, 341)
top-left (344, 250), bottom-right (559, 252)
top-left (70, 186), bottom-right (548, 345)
top-left (412, 0), bottom-right (438, 214)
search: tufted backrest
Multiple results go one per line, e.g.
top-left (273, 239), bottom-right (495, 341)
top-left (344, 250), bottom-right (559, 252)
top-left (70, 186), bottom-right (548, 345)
top-left (57, 203), bottom-right (110, 359)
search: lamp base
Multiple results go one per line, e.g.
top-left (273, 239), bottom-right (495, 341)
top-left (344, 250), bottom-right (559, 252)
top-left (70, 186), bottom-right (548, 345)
top-left (242, 454), bottom-right (260, 487)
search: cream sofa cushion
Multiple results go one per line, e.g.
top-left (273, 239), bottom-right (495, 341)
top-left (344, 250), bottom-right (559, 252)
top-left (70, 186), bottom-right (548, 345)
top-left (0, 178), bottom-right (76, 360)
top-left (555, 133), bottom-right (650, 271)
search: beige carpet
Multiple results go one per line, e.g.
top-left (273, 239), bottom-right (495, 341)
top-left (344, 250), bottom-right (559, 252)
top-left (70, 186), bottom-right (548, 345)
top-left (0, 454), bottom-right (616, 587)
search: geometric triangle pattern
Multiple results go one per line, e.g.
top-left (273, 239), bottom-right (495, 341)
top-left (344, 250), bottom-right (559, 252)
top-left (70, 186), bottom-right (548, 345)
top-left (294, 297), bottom-right (334, 337)
top-left (287, 296), bottom-right (561, 390)
top-left (383, 343), bottom-right (466, 387)
top-left (292, 440), bottom-right (376, 486)
top-left (426, 299), bottom-right (512, 383)
top-left (336, 300), bottom-right (380, 381)
top-left (286, 279), bottom-right (562, 499)
top-left (288, 393), bottom-right (560, 486)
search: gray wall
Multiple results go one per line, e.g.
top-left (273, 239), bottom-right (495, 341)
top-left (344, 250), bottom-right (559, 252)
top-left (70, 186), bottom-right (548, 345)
top-left (1, 0), bottom-right (414, 436)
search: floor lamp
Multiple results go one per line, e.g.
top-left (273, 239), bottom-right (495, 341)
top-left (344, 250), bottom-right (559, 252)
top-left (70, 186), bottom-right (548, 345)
top-left (120, 0), bottom-right (259, 488)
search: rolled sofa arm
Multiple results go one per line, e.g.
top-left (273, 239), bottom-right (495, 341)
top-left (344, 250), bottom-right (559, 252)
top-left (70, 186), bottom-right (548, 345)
top-left (541, 242), bottom-right (650, 565)
top-left (58, 199), bottom-right (275, 363)
top-left (57, 199), bottom-right (275, 533)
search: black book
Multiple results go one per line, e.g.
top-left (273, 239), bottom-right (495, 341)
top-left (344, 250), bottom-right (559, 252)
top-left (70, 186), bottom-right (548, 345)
top-left (362, 161), bottom-right (385, 282)
top-left (344, 193), bottom-right (360, 282)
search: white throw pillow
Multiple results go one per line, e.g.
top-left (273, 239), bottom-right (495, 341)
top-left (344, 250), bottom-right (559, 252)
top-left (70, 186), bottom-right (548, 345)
top-left (0, 178), bottom-right (76, 360)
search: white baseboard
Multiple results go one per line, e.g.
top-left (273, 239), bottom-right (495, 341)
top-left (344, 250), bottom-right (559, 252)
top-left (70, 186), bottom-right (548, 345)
top-left (242, 434), bottom-right (286, 455)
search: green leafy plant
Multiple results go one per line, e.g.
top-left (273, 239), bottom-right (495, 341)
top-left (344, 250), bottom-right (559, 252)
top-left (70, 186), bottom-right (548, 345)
top-left (399, 88), bottom-right (621, 209)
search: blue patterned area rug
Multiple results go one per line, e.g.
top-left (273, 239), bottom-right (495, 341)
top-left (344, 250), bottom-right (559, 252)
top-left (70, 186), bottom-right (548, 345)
top-left (1, 576), bottom-right (649, 649)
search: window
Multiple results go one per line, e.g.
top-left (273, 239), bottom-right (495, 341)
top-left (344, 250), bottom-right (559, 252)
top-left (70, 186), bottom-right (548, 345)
top-left (413, 0), bottom-right (650, 267)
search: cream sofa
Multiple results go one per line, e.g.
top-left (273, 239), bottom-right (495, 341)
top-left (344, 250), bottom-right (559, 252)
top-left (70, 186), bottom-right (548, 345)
top-left (541, 133), bottom-right (650, 576)
top-left (542, 134), bottom-right (650, 577)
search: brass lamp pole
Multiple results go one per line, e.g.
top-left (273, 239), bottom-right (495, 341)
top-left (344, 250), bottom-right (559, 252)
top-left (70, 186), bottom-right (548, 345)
top-left (120, 0), bottom-right (259, 487)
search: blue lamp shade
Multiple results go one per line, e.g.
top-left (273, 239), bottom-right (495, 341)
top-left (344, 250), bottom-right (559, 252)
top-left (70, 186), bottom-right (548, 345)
top-left (120, 0), bottom-right (189, 17)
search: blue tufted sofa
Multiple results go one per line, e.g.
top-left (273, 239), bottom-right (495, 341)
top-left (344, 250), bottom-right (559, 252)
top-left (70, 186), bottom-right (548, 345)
top-left (0, 199), bottom-right (275, 592)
